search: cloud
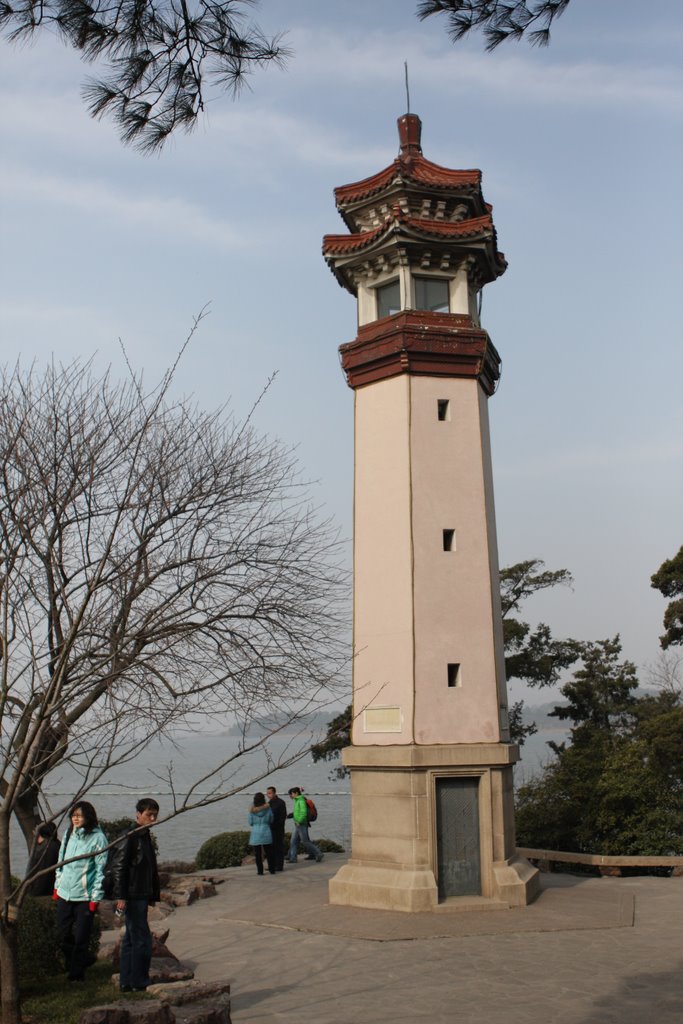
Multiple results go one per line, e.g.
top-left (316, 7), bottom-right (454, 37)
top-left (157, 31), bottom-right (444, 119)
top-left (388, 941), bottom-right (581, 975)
top-left (0, 163), bottom-right (245, 248)
top-left (205, 105), bottom-right (390, 170)
top-left (497, 436), bottom-right (683, 479)
top-left (287, 25), bottom-right (683, 114)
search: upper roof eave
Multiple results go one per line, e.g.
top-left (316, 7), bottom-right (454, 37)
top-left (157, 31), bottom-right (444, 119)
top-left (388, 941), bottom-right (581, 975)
top-left (334, 155), bottom-right (482, 209)
top-left (322, 212), bottom-right (498, 258)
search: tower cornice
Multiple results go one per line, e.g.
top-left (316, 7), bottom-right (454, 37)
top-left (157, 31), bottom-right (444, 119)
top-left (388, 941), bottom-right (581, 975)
top-left (339, 310), bottom-right (501, 395)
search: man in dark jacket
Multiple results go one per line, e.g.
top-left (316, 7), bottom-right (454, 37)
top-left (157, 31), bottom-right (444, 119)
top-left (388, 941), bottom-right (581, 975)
top-left (108, 798), bottom-right (160, 992)
top-left (266, 786), bottom-right (287, 871)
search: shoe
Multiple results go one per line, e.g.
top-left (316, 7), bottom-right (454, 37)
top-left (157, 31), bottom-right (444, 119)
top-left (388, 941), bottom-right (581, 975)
top-left (120, 986), bottom-right (132, 993)
top-left (286, 858), bottom-right (297, 863)
top-left (316, 853), bottom-right (324, 862)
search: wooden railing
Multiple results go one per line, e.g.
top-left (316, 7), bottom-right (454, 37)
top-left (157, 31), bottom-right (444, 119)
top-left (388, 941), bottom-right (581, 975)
top-left (517, 847), bottom-right (683, 877)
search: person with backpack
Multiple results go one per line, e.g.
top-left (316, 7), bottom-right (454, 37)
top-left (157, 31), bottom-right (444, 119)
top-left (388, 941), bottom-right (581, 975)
top-left (53, 801), bottom-right (108, 982)
top-left (286, 787), bottom-right (323, 864)
top-left (107, 797), bottom-right (161, 993)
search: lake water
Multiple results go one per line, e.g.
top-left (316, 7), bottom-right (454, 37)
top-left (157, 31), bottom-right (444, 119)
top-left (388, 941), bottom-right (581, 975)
top-left (12, 727), bottom-right (565, 875)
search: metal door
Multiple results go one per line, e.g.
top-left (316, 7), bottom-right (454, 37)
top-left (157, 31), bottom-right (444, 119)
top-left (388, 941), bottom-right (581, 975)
top-left (435, 777), bottom-right (481, 898)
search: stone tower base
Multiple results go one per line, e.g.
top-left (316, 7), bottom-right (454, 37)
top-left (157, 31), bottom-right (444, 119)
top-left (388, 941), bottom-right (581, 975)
top-left (329, 744), bottom-right (540, 913)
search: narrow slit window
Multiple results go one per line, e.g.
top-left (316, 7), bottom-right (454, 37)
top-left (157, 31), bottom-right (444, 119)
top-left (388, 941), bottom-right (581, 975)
top-left (443, 529), bottom-right (455, 551)
top-left (447, 663), bottom-right (461, 688)
top-left (437, 399), bottom-right (450, 421)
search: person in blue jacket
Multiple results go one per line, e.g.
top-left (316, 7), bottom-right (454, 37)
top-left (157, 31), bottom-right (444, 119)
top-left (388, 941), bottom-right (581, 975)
top-left (248, 792), bottom-right (275, 875)
top-left (53, 800), bottom-right (108, 981)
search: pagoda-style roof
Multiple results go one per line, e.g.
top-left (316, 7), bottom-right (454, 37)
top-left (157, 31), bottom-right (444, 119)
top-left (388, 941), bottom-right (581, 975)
top-left (334, 158), bottom-right (481, 208)
top-left (323, 114), bottom-right (506, 294)
top-left (323, 211), bottom-right (500, 257)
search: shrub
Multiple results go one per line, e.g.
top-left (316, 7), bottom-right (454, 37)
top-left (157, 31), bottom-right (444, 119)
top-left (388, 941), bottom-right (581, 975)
top-left (285, 833), bottom-right (345, 853)
top-left (100, 817), bottom-right (159, 853)
top-left (16, 895), bottom-right (101, 981)
top-left (196, 830), bottom-right (345, 868)
top-left (316, 837), bottom-right (344, 853)
top-left (18, 895), bottom-right (62, 979)
top-left (196, 831), bottom-right (251, 869)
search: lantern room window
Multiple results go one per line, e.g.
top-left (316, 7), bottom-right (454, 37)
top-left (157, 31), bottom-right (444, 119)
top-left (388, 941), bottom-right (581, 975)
top-left (376, 279), bottom-right (401, 319)
top-left (414, 276), bottom-right (449, 313)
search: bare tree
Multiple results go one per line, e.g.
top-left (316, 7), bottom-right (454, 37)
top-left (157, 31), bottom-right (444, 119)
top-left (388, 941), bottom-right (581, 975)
top-left (0, 334), bottom-right (348, 1022)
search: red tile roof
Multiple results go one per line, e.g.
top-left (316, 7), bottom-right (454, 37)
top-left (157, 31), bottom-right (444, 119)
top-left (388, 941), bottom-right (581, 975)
top-left (334, 155), bottom-right (481, 207)
top-left (323, 212), bottom-right (497, 257)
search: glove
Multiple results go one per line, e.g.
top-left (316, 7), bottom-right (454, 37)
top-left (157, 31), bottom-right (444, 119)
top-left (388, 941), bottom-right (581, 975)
top-left (88, 901), bottom-right (99, 913)
top-left (52, 889), bottom-right (59, 901)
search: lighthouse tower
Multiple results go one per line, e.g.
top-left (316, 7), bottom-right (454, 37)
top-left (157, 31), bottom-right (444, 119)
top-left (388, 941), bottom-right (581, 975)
top-left (323, 115), bottom-right (539, 911)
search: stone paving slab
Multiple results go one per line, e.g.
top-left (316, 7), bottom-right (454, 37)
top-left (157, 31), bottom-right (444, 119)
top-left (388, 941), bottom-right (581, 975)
top-left (160, 855), bottom-right (683, 1024)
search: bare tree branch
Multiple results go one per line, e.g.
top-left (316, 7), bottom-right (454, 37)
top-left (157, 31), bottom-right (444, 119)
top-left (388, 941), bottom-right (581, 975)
top-left (0, 326), bottom-right (350, 1019)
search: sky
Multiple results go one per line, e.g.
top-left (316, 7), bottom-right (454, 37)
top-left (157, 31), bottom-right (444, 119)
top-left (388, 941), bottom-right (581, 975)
top-left (1, 0), bottom-right (681, 704)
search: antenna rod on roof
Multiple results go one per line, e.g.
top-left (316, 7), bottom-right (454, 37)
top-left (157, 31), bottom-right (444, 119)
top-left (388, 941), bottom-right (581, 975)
top-left (404, 61), bottom-right (410, 114)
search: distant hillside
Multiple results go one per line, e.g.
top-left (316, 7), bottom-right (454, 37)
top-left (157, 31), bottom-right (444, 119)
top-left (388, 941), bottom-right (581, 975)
top-left (224, 709), bottom-right (342, 739)
top-left (521, 701), bottom-right (569, 730)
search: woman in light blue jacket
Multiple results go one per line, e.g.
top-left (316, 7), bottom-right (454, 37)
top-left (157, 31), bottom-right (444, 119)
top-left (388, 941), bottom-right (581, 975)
top-left (248, 792), bottom-right (275, 876)
top-left (54, 800), bottom-right (108, 981)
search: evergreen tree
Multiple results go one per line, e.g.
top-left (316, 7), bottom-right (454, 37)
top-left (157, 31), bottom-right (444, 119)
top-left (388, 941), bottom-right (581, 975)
top-left (516, 637), bottom-right (683, 856)
top-left (417, 1), bottom-right (572, 50)
top-left (651, 545), bottom-right (683, 649)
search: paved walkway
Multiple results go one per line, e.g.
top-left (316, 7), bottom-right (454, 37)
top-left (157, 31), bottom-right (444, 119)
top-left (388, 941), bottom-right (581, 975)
top-left (164, 855), bottom-right (683, 1024)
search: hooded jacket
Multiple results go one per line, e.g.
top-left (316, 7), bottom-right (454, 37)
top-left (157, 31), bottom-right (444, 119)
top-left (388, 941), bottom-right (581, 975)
top-left (54, 826), bottom-right (108, 902)
top-left (248, 806), bottom-right (273, 846)
top-left (291, 793), bottom-right (310, 826)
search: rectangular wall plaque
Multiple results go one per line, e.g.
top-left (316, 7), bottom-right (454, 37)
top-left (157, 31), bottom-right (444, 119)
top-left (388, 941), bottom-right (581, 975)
top-left (363, 706), bottom-right (402, 733)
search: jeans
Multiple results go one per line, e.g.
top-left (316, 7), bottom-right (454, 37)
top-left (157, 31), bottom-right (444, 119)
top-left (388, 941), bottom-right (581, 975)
top-left (287, 823), bottom-right (321, 862)
top-left (120, 898), bottom-right (152, 989)
top-left (56, 899), bottom-right (95, 980)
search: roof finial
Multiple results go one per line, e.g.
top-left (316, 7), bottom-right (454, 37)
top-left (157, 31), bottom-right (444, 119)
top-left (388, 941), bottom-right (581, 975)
top-left (397, 111), bottom-right (422, 158)
top-left (404, 61), bottom-right (410, 114)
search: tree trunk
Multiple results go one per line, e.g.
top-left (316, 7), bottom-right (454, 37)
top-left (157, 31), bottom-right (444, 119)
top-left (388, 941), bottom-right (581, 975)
top-left (0, 812), bottom-right (22, 1024)
top-left (0, 920), bottom-right (21, 1024)
top-left (13, 791), bottom-right (41, 852)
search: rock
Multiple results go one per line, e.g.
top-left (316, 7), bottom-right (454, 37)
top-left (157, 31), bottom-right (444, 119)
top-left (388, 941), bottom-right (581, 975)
top-left (108, 927), bottom-right (179, 968)
top-left (149, 903), bottom-right (174, 921)
top-left (149, 957), bottom-right (195, 983)
top-left (148, 981), bottom-right (231, 1007)
top-left (158, 861), bottom-right (198, 875)
top-left (98, 901), bottom-right (120, 930)
top-left (79, 1000), bottom-right (173, 1024)
top-left (170, 1003), bottom-right (230, 1024)
top-left (160, 877), bottom-right (217, 908)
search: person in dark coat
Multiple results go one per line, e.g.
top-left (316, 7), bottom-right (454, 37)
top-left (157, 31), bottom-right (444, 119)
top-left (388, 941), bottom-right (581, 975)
top-left (266, 786), bottom-right (287, 872)
top-left (25, 822), bottom-right (60, 897)
top-left (107, 798), bottom-right (160, 993)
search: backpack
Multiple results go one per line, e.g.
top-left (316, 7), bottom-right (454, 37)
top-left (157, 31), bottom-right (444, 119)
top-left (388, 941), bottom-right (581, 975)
top-left (305, 798), bottom-right (318, 824)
